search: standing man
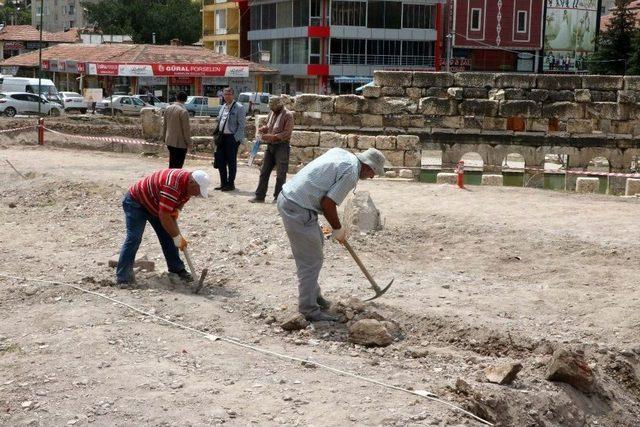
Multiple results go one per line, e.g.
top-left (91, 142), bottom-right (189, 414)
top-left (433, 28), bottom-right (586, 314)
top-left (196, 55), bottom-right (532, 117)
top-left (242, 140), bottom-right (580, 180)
top-left (214, 87), bottom-right (246, 191)
top-left (163, 91), bottom-right (192, 169)
top-left (116, 168), bottom-right (211, 287)
top-left (249, 96), bottom-right (293, 203)
top-left (277, 148), bottom-right (386, 322)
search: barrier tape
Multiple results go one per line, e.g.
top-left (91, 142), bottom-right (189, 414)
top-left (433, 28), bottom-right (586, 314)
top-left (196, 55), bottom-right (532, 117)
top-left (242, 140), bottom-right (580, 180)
top-left (0, 125), bottom-right (37, 133)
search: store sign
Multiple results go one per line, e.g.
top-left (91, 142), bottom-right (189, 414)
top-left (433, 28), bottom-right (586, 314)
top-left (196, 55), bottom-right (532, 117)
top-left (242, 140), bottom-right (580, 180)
top-left (439, 57), bottom-right (471, 72)
top-left (138, 76), bottom-right (168, 85)
top-left (4, 41), bottom-right (24, 50)
top-left (85, 62), bottom-right (249, 77)
top-left (25, 41), bottom-right (45, 50)
top-left (2, 66), bottom-right (18, 75)
top-left (169, 76), bottom-right (193, 85)
top-left (118, 64), bottom-right (154, 76)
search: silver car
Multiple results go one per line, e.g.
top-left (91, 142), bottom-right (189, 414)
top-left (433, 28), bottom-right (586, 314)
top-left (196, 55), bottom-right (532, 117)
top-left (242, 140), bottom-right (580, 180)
top-left (59, 91), bottom-right (88, 114)
top-left (95, 95), bottom-right (153, 116)
top-left (0, 92), bottom-right (63, 117)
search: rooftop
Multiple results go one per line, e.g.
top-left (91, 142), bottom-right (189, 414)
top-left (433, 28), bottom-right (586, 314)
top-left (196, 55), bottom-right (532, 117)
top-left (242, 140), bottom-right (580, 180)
top-left (0, 25), bottom-right (80, 43)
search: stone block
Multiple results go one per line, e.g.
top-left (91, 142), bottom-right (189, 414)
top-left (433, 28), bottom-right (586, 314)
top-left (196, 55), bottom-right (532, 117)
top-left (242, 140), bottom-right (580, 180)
top-left (507, 116), bottom-right (526, 131)
top-left (313, 148), bottom-right (330, 158)
top-left (495, 73), bottom-right (537, 89)
top-left (294, 94), bottom-right (334, 113)
top-left (548, 90), bottom-right (576, 102)
top-left (405, 87), bottom-right (423, 99)
top-left (527, 118), bottom-right (549, 132)
top-left (591, 90), bottom-right (618, 102)
top-left (481, 174), bottom-right (503, 186)
top-left (424, 87), bottom-right (449, 98)
top-left (458, 99), bottom-right (499, 116)
top-left (618, 90), bottom-right (637, 104)
top-left (566, 119), bottom-right (595, 134)
top-left (338, 113), bottom-right (360, 127)
top-left (381, 86), bottom-right (406, 96)
top-left (574, 89), bottom-right (591, 103)
top-left (440, 116), bottom-right (463, 128)
top-left (385, 170), bottom-right (397, 178)
top-left (419, 97), bottom-right (458, 115)
top-left (624, 76), bottom-right (640, 90)
top-left (319, 131), bottom-right (346, 148)
top-left (375, 135), bottom-right (396, 150)
top-left (483, 117), bottom-right (507, 131)
top-left (625, 178), bottom-right (640, 196)
top-left (360, 114), bottom-right (383, 127)
top-left (109, 254), bottom-right (155, 271)
top-left (357, 135), bottom-right (376, 149)
top-left (488, 89), bottom-right (505, 101)
top-left (290, 146), bottom-right (315, 164)
top-left (381, 150), bottom-right (404, 167)
top-left (542, 102), bottom-right (584, 120)
top-left (404, 150), bottom-right (421, 167)
top-left (348, 319), bottom-right (393, 347)
top-left (290, 131), bottom-right (319, 147)
top-left (499, 100), bottom-right (541, 118)
top-left (412, 71), bottom-right (454, 88)
top-left (396, 135), bottom-right (420, 150)
top-left (367, 97), bottom-right (417, 114)
top-left (463, 116), bottom-right (483, 129)
top-left (483, 362), bottom-right (522, 385)
top-left (447, 87), bottom-right (463, 100)
top-left (586, 102), bottom-right (622, 120)
top-left (300, 111), bottom-right (322, 126)
top-left (320, 113), bottom-right (341, 126)
top-left (381, 114), bottom-right (423, 128)
top-left (345, 134), bottom-right (358, 148)
top-left (536, 75), bottom-right (582, 90)
top-left (398, 169), bottom-right (414, 179)
top-left (454, 72), bottom-right (495, 88)
top-left (344, 191), bottom-right (382, 232)
top-left (373, 71), bottom-right (412, 87)
top-left (504, 88), bottom-right (526, 100)
top-left (362, 85), bottom-right (381, 98)
top-left (436, 172), bottom-right (457, 184)
top-left (528, 89), bottom-right (549, 102)
top-left (334, 95), bottom-right (365, 114)
top-left (611, 120), bottom-right (634, 134)
top-left (575, 177), bottom-right (600, 194)
top-left (582, 75), bottom-right (623, 90)
top-left (462, 87), bottom-right (489, 99)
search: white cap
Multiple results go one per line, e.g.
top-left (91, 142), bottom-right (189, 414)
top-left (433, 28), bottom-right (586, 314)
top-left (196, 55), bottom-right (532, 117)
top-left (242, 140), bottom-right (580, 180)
top-left (356, 148), bottom-right (386, 176)
top-left (191, 170), bottom-right (210, 198)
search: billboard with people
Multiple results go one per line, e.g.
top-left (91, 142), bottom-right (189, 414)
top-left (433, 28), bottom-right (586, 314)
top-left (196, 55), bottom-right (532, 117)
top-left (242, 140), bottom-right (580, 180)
top-left (543, 0), bottom-right (600, 72)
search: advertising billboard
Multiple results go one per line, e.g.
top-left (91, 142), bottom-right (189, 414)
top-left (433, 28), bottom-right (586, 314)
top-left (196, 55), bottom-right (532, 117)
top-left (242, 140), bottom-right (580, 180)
top-left (543, 0), bottom-right (600, 72)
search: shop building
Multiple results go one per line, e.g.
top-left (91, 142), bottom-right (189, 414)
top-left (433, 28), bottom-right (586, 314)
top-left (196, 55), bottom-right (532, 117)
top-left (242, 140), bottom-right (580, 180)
top-left (0, 25), bottom-right (80, 61)
top-left (202, 0), bottom-right (250, 58)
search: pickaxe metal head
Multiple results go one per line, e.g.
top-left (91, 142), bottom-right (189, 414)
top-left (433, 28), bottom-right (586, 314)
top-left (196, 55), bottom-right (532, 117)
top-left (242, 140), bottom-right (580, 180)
top-left (364, 278), bottom-right (394, 301)
top-left (192, 268), bottom-right (208, 294)
top-left (342, 240), bottom-right (394, 301)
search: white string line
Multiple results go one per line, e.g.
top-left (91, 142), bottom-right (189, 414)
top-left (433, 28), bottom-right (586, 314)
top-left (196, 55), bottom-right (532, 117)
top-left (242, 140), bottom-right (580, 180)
top-left (0, 272), bottom-right (493, 426)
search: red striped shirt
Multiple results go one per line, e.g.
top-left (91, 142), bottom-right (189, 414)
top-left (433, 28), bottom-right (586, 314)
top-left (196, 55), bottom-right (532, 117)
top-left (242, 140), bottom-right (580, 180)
top-left (129, 169), bottom-right (191, 216)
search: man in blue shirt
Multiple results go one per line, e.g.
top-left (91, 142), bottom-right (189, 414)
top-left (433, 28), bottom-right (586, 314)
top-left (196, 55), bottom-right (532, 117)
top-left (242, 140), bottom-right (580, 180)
top-left (277, 147), bottom-right (386, 322)
top-left (214, 87), bottom-right (246, 191)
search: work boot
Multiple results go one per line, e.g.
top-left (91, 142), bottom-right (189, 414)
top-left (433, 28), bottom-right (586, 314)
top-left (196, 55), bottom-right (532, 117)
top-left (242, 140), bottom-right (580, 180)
top-left (305, 310), bottom-right (337, 322)
top-left (214, 185), bottom-right (225, 190)
top-left (249, 197), bottom-right (265, 203)
top-left (117, 281), bottom-right (135, 289)
top-left (221, 185), bottom-right (235, 192)
top-left (175, 269), bottom-right (193, 282)
top-left (317, 295), bottom-right (332, 310)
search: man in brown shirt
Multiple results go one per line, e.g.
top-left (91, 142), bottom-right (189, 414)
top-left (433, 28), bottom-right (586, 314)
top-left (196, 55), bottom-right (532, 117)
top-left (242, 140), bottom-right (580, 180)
top-left (162, 91), bottom-right (192, 168)
top-left (250, 96), bottom-right (294, 203)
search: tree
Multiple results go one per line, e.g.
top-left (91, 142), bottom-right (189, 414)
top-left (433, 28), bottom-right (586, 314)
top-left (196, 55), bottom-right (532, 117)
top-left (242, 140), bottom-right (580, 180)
top-left (0, 0), bottom-right (31, 25)
top-left (589, 0), bottom-right (638, 75)
top-left (83, 0), bottom-right (202, 45)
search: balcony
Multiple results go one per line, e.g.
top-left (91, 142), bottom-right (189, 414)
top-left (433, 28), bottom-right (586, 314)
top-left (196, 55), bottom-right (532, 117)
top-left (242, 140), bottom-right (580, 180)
top-left (330, 54), bottom-right (435, 67)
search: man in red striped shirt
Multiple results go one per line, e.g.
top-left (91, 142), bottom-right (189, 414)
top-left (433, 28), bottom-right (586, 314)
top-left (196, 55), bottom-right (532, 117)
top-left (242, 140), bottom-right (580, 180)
top-left (116, 169), bottom-right (211, 286)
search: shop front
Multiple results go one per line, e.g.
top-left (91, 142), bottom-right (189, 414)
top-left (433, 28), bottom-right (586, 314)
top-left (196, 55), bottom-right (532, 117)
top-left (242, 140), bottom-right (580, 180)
top-left (137, 76), bottom-right (168, 101)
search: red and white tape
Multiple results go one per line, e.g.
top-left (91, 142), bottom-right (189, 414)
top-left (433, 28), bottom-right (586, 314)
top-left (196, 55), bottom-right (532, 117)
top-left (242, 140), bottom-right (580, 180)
top-left (0, 125), bottom-right (37, 133)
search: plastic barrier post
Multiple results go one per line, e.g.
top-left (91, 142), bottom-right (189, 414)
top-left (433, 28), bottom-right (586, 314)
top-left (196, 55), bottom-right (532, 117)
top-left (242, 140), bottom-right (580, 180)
top-left (456, 160), bottom-right (464, 189)
top-left (38, 118), bottom-right (44, 145)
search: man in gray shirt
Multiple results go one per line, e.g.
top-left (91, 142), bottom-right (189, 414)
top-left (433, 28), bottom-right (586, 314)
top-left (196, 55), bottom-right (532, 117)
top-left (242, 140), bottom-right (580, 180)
top-left (214, 87), bottom-right (246, 191)
top-left (276, 147), bottom-right (386, 322)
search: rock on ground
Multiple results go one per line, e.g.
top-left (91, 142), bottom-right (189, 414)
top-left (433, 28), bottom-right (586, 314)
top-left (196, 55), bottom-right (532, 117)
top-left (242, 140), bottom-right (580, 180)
top-left (348, 319), bottom-right (393, 347)
top-left (545, 348), bottom-right (595, 393)
top-left (483, 362), bottom-right (523, 385)
top-left (280, 313), bottom-right (309, 331)
top-left (344, 191), bottom-right (382, 233)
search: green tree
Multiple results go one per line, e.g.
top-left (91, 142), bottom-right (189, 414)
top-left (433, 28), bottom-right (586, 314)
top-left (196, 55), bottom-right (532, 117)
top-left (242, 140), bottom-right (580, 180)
top-left (0, 1), bottom-right (31, 25)
top-left (83, 0), bottom-right (202, 45)
top-left (589, 0), bottom-right (638, 75)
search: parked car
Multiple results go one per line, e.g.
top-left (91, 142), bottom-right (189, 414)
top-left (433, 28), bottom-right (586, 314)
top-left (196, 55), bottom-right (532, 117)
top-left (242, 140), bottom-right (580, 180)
top-left (59, 91), bottom-right (88, 114)
top-left (238, 92), bottom-right (271, 114)
top-left (134, 94), bottom-right (169, 110)
top-left (0, 92), bottom-right (63, 117)
top-left (0, 77), bottom-right (63, 106)
top-left (184, 96), bottom-right (222, 117)
top-left (95, 95), bottom-right (154, 116)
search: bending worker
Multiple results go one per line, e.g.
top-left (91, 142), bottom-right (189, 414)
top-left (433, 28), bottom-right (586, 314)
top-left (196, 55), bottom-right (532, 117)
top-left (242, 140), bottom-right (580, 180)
top-left (277, 147), bottom-right (386, 322)
top-left (116, 168), bottom-right (211, 287)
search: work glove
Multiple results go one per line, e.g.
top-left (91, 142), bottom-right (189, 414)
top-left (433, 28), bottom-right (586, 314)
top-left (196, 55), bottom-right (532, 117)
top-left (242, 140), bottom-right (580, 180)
top-left (170, 209), bottom-right (180, 220)
top-left (173, 234), bottom-right (188, 251)
top-left (331, 227), bottom-right (347, 244)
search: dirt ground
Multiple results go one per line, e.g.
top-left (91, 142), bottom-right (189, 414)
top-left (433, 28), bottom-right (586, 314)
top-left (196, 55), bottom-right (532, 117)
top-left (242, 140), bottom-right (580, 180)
top-left (1, 136), bottom-right (640, 426)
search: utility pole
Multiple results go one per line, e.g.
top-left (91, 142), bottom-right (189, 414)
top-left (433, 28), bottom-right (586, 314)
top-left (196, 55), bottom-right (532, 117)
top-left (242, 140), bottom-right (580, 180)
top-left (38, 0), bottom-right (43, 115)
top-left (446, 33), bottom-right (452, 72)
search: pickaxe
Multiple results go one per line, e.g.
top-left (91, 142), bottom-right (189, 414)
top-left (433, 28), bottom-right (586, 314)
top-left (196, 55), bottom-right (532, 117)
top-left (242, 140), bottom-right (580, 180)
top-left (342, 240), bottom-right (393, 301)
top-left (183, 247), bottom-right (208, 294)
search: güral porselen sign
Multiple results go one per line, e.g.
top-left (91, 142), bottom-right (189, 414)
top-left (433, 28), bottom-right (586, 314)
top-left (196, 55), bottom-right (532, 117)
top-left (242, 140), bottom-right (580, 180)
top-left (85, 62), bottom-right (249, 78)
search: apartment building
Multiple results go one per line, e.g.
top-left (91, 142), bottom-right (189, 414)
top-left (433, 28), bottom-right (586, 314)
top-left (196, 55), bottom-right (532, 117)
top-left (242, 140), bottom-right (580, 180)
top-left (248, 0), bottom-right (444, 95)
top-left (32, 0), bottom-right (100, 32)
top-left (202, 0), bottom-right (249, 58)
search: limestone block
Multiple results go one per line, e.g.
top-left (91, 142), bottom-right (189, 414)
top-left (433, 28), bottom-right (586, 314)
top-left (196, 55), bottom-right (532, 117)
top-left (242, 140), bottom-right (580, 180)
top-left (375, 135), bottom-right (396, 150)
top-left (618, 90), bottom-right (637, 104)
top-left (419, 97), bottom-right (458, 115)
top-left (361, 114), bottom-right (383, 127)
top-left (348, 319), bottom-right (393, 346)
top-left (338, 113), bottom-right (360, 127)
top-left (436, 172), bottom-right (457, 184)
top-left (398, 169), bottom-right (414, 179)
top-left (357, 135), bottom-right (376, 149)
top-left (483, 117), bottom-right (508, 131)
top-left (381, 150), bottom-right (404, 167)
top-left (313, 148), bottom-right (330, 158)
top-left (488, 89), bottom-right (505, 101)
top-left (458, 99), bottom-right (499, 116)
top-left (542, 102), bottom-right (584, 119)
top-left (575, 177), bottom-right (600, 194)
top-left (499, 100), bottom-right (541, 118)
top-left (574, 89), bottom-right (591, 103)
top-left (582, 75), bottom-right (623, 90)
top-left (405, 87), bottom-right (423, 99)
top-left (598, 119), bottom-right (612, 133)
top-left (586, 102), bottom-right (622, 120)
top-left (591, 90), bottom-right (618, 102)
top-left (319, 131), bottom-right (346, 148)
top-left (536, 75), bottom-right (582, 90)
top-left (611, 120), bottom-right (634, 134)
top-left (334, 95), bottom-right (365, 114)
top-left (301, 111), bottom-right (322, 125)
top-left (495, 73), bottom-right (536, 89)
top-left (373, 71), bottom-right (412, 87)
top-left (463, 116), bottom-right (483, 129)
top-left (454, 72), bottom-right (495, 88)
top-left (290, 146), bottom-right (315, 164)
top-left (462, 87), bottom-right (488, 99)
top-left (625, 178), bottom-right (640, 196)
top-left (481, 174), bottom-right (503, 186)
top-left (290, 131), bottom-right (320, 147)
top-left (412, 72), bottom-right (454, 88)
top-left (424, 87), bottom-right (448, 98)
top-left (548, 90), bottom-right (576, 102)
top-left (447, 87), bottom-right (464, 100)
top-left (141, 108), bottom-right (163, 139)
top-left (567, 119), bottom-right (595, 134)
top-left (528, 89), bottom-right (549, 102)
top-left (624, 76), bottom-right (640, 90)
top-left (344, 191), bottom-right (382, 232)
top-left (381, 86), bottom-right (406, 96)
top-left (385, 170), bottom-right (397, 178)
top-left (367, 97), bottom-right (417, 114)
top-left (396, 135), bottom-right (420, 150)
top-left (404, 150), bottom-right (421, 167)
top-left (345, 134), bottom-right (358, 148)
top-left (320, 113), bottom-right (341, 126)
top-left (504, 88), bottom-right (526, 100)
top-left (294, 94), bottom-right (334, 113)
top-left (441, 116), bottom-right (463, 128)
top-left (362, 85), bottom-right (381, 98)
top-left (382, 114), bottom-right (424, 128)
top-left (527, 118), bottom-right (549, 132)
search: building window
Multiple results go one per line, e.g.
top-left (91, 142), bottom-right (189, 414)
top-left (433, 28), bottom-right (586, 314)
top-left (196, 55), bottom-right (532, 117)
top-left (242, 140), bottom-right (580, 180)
top-left (402, 4), bottom-right (436, 29)
top-left (367, 1), bottom-right (402, 29)
top-left (401, 40), bottom-right (434, 66)
top-left (215, 10), bottom-right (227, 34)
top-left (69, 4), bottom-right (75, 15)
top-left (470, 8), bottom-right (481, 31)
top-left (276, 1), bottom-right (293, 28)
top-left (517, 10), bottom-right (527, 33)
top-left (215, 41), bottom-right (226, 54)
top-left (367, 39), bottom-right (402, 65)
top-left (331, 1), bottom-right (366, 26)
top-left (329, 38), bottom-right (366, 64)
top-left (292, 0), bottom-right (309, 26)
top-left (259, 3), bottom-right (277, 30)
top-left (309, 37), bottom-right (321, 64)
top-left (310, 0), bottom-right (322, 26)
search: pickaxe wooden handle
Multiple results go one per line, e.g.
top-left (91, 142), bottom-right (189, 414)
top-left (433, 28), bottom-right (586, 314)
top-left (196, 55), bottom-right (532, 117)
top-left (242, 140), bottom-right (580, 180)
top-left (342, 240), bottom-right (393, 301)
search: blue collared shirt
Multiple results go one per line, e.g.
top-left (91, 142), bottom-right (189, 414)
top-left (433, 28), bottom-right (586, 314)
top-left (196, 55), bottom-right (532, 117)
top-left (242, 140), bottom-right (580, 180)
top-left (281, 148), bottom-right (361, 212)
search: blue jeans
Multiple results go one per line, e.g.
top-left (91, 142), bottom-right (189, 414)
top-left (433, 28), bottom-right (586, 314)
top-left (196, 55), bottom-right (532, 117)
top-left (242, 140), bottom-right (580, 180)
top-left (116, 192), bottom-right (185, 283)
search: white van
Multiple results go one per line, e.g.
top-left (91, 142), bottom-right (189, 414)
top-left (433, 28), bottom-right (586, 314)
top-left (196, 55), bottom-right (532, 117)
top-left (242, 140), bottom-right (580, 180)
top-left (0, 77), bottom-right (62, 106)
top-left (238, 92), bottom-right (271, 114)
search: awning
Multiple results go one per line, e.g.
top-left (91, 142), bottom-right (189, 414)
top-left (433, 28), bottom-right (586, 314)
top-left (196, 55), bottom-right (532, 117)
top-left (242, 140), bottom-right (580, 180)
top-left (355, 81), bottom-right (375, 92)
top-left (333, 76), bottom-right (373, 84)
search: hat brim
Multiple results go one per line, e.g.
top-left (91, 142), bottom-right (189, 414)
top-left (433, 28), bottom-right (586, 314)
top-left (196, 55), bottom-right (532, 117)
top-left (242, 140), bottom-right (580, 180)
top-left (356, 153), bottom-right (385, 176)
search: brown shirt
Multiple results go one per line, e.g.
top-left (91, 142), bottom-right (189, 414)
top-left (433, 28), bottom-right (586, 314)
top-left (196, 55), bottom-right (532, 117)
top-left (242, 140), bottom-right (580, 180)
top-left (162, 103), bottom-right (191, 149)
top-left (265, 107), bottom-right (293, 142)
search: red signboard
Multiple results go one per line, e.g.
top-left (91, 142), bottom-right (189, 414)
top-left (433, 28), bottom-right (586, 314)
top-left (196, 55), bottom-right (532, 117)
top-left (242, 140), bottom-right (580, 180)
top-left (169, 76), bottom-right (194, 85)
